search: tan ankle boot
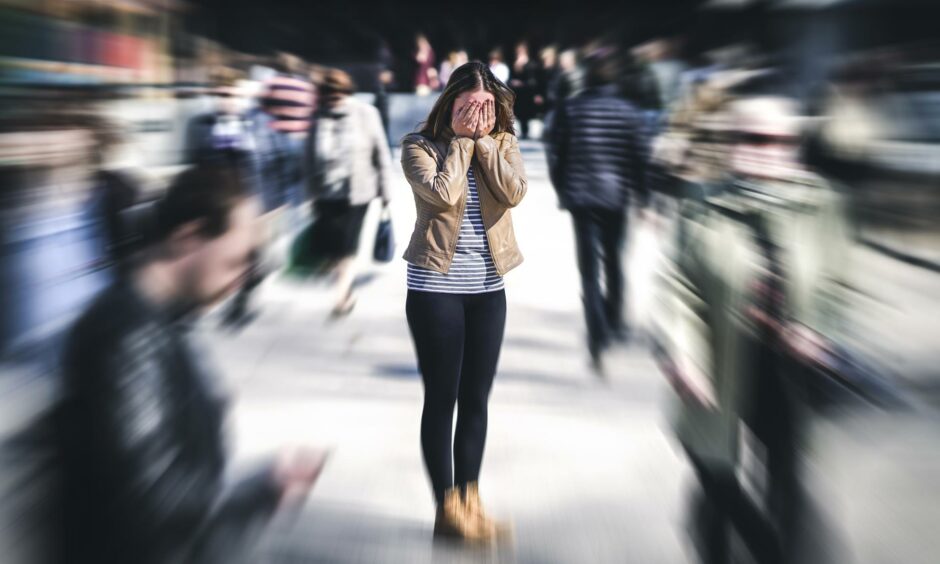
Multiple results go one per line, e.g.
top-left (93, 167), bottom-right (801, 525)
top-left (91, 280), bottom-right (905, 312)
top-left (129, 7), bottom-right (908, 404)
top-left (433, 488), bottom-right (466, 539)
top-left (463, 482), bottom-right (512, 541)
top-left (434, 487), bottom-right (497, 544)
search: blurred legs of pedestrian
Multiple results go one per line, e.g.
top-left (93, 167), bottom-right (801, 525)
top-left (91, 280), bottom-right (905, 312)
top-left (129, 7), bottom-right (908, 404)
top-left (222, 248), bottom-right (265, 329)
top-left (221, 207), bottom-right (289, 329)
top-left (331, 255), bottom-right (358, 317)
top-left (310, 199), bottom-right (369, 318)
top-left (517, 117), bottom-right (530, 140)
top-left (687, 453), bottom-right (783, 564)
top-left (745, 344), bottom-right (805, 562)
top-left (571, 207), bottom-right (628, 372)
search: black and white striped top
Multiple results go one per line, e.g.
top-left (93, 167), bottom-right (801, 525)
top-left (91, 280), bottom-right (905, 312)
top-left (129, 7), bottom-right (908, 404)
top-left (407, 167), bottom-right (505, 294)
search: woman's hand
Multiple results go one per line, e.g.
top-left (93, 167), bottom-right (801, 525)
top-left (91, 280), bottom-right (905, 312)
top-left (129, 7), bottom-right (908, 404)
top-left (474, 99), bottom-right (496, 139)
top-left (451, 100), bottom-right (480, 138)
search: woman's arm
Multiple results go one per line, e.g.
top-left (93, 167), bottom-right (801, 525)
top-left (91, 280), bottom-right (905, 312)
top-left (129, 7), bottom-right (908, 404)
top-left (473, 134), bottom-right (527, 208)
top-left (400, 135), bottom-right (474, 209)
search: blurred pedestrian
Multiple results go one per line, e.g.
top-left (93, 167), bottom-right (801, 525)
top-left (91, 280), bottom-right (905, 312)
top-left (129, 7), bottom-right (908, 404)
top-left (731, 95), bottom-right (851, 563)
top-left (509, 41), bottom-right (540, 139)
top-left (184, 71), bottom-right (256, 175)
top-left (414, 34), bottom-right (440, 95)
top-left (84, 115), bottom-right (145, 280)
top-left (56, 163), bottom-right (327, 564)
top-left (544, 52), bottom-right (649, 374)
top-left (400, 61), bottom-right (526, 543)
top-left (542, 47), bottom-right (583, 136)
top-left (535, 45), bottom-right (558, 117)
top-left (439, 49), bottom-right (469, 88)
top-left (551, 48), bottom-right (585, 102)
top-left (636, 38), bottom-right (687, 115)
top-left (488, 48), bottom-right (510, 84)
top-left (375, 39), bottom-right (396, 135)
top-left (307, 68), bottom-right (392, 317)
top-left (654, 94), bottom-right (851, 564)
top-left (220, 59), bottom-right (315, 329)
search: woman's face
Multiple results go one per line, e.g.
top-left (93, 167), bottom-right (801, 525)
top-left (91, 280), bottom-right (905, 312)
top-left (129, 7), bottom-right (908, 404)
top-left (451, 88), bottom-right (495, 121)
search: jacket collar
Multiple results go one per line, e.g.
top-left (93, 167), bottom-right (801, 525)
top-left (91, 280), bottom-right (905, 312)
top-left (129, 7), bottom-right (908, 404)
top-left (582, 83), bottom-right (620, 97)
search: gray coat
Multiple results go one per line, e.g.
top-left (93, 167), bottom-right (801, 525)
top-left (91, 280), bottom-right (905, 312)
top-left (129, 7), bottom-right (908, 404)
top-left (655, 173), bottom-right (850, 467)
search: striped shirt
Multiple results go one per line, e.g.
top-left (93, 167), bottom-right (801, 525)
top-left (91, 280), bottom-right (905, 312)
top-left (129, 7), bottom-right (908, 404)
top-left (261, 74), bottom-right (315, 133)
top-left (407, 167), bottom-right (505, 294)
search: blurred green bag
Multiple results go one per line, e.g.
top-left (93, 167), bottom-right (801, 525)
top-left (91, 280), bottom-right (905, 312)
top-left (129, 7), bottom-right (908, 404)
top-left (285, 217), bottom-right (330, 278)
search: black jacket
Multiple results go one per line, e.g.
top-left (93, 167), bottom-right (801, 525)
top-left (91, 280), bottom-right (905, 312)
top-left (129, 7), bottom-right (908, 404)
top-left (57, 282), bottom-right (280, 563)
top-left (545, 84), bottom-right (650, 210)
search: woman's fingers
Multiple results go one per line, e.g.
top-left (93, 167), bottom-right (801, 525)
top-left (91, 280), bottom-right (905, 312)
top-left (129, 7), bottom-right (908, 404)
top-left (455, 101), bottom-right (473, 124)
top-left (461, 101), bottom-right (477, 126)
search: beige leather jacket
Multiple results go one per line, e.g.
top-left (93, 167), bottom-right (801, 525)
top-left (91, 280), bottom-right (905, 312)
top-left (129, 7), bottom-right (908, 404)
top-left (400, 130), bottom-right (526, 275)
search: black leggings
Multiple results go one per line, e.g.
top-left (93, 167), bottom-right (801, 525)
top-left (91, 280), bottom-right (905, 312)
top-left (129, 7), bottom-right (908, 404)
top-left (406, 289), bottom-right (507, 504)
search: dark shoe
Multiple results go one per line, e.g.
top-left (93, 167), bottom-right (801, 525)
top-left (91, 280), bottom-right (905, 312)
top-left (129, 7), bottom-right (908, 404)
top-left (220, 297), bottom-right (258, 330)
top-left (329, 294), bottom-right (358, 319)
top-left (610, 325), bottom-right (631, 344)
top-left (589, 343), bottom-right (607, 378)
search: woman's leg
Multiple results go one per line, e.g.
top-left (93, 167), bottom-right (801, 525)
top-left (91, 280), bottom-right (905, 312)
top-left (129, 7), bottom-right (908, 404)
top-left (332, 256), bottom-right (357, 314)
top-left (453, 290), bottom-right (506, 489)
top-left (406, 290), bottom-right (466, 504)
top-left (331, 204), bottom-right (369, 315)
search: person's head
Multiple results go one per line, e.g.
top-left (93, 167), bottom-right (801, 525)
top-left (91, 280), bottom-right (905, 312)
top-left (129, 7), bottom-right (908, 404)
top-left (416, 33), bottom-right (430, 51)
top-left (450, 50), bottom-right (469, 65)
top-left (541, 45), bottom-right (558, 68)
top-left (728, 96), bottom-right (804, 180)
top-left (152, 163), bottom-right (259, 309)
top-left (275, 51), bottom-right (306, 76)
top-left (559, 49), bottom-right (578, 72)
top-left (489, 49), bottom-right (504, 64)
top-left (515, 41), bottom-right (529, 58)
top-left (418, 61), bottom-right (516, 140)
top-left (583, 48), bottom-right (621, 88)
top-left (317, 68), bottom-right (356, 108)
top-left (209, 68), bottom-right (245, 115)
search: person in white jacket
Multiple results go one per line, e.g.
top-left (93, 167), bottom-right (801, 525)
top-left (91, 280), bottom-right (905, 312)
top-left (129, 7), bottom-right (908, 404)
top-left (306, 68), bottom-right (392, 316)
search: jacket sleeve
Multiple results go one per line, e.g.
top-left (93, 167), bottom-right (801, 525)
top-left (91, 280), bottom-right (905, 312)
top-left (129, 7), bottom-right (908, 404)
top-left (400, 135), bottom-right (474, 209)
top-left (631, 112), bottom-right (652, 209)
top-left (368, 105), bottom-right (393, 202)
top-left (473, 134), bottom-right (527, 208)
top-left (655, 213), bottom-right (715, 404)
top-left (545, 102), bottom-right (569, 205)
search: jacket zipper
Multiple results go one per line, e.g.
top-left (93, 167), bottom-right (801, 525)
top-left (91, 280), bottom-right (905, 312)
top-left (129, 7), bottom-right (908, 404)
top-left (474, 160), bottom-right (504, 276)
top-left (444, 170), bottom-right (468, 274)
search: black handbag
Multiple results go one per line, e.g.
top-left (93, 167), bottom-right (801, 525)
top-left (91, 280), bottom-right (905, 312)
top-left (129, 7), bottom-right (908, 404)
top-left (373, 204), bottom-right (395, 263)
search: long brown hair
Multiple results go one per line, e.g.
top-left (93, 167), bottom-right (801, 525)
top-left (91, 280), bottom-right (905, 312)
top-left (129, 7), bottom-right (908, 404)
top-left (418, 61), bottom-right (516, 140)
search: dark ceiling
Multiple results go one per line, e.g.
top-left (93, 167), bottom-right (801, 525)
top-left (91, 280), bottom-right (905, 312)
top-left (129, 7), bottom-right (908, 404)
top-left (187, 0), bottom-right (707, 62)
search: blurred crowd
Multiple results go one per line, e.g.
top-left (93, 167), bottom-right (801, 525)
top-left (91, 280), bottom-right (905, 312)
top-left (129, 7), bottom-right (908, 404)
top-left (0, 0), bottom-right (938, 563)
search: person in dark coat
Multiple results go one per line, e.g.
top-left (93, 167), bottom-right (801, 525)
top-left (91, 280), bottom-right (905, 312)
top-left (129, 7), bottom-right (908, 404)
top-left (545, 51), bottom-right (650, 373)
top-left (56, 163), bottom-right (327, 564)
top-left (509, 41), bottom-right (540, 139)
